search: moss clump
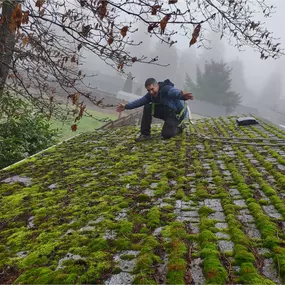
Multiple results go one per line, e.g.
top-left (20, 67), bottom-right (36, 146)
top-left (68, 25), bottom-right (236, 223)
top-left (166, 258), bottom-right (186, 284)
top-left (162, 222), bottom-right (188, 239)
top-left (147, 207), bottom-right (161, 229)
top-left (199, 230), bottom-right (217, 246)
top-left (135, 252), bottom-right (161, 271)
top-left (88, 238), bottom-right (108, 251)
top-left (203, 256), bottom-right (227, 285)
top-left (114, 238), bottom-right (131, 250)
top-left (198, 206), bottom-right (215, 216)
top-left (15, 267), bottom-right (56, 284)
top-left (120, 254), bottom-right (136, 260)
top-left (238, 263), bottom-right (276, 285)
top-left (133, 272), bottom-right (156, 284)
top-left (117, 220), bottom-right (133, 236)
top-left (234, 245), bottom-right (255, 264)
top-left (118, 201), bottom-right (129, 208)
top-left (166, 170), bottom-right (176, 179)
top-left (137, 194), bottom-right (151, 202)
top-left (175, 189), bottom-right (185, 200)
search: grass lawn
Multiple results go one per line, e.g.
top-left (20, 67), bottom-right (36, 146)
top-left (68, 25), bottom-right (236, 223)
top-left (51, 109), bottom-right (117, 141)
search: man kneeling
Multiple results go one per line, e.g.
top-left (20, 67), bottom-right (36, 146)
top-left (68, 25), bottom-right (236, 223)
top-left (116, 78), bottom-right (194, 141)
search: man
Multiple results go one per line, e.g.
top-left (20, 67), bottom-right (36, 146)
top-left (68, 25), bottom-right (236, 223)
top-left (116, 78), bottom-right (193, 141)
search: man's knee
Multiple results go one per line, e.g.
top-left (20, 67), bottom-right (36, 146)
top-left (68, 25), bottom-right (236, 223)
top-left (161, 124), bottom-right (176, 139)
top-left (161, 130), bottom-right (175, 139)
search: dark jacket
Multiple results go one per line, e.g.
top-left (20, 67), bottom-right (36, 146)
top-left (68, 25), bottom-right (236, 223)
top-left (125, 79), bottom-right (188, 119)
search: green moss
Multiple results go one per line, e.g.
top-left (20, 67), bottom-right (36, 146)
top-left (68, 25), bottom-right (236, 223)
top-left (199, 230), bottom-right (217, 246)
top-left (166, 170), bottom-right (176, 179)
top-left (234, 245), bottom-right (255, 264)
top-left (140, 236), bottom-right (159, 253)
top-left (147, 207), bottom-right (161, 229)
top-left (198, 206), bottom-right (215, 216)
top-left (117, 220), bottom-right (133, 236)
top-left (175, 189), bottom-right (185, 200)
top-left (15, 267), bottom-right (55, 284)
top-left (88, 238), bottom-right (108, 251)
top-left (120, 254), bottom-right (136, 260)
top-left (239, 263), bottom-right (276, 285)
top-left (137, 194), bottom-right (151, 202)
top-left (166, 258), bottom-right (186, 284)
top-left (114, 238), bottom-right (131, 250)
top-left (202, 256), bottom-right (227, 285)
top-left (118, 201), bottom-right (129, 208)
top-left (133, 272), bottom-right (156, 284)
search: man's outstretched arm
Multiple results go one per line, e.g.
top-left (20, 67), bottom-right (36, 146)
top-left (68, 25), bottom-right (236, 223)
top-left (116, 94), bottom-right (151, 112)
top-left (167, 88), bottom-right (194, 100)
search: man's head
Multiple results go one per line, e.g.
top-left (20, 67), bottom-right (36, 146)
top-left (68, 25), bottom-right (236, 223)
top-left (145, 78), bottom-right (159, 97)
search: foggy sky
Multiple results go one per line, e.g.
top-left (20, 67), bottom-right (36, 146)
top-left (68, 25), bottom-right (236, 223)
top-left (82, 0), bottom-right (285, 101)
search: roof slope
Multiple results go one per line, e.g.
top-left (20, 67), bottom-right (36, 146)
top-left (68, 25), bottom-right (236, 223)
top-left (1, 117), bottom-right (285, 284)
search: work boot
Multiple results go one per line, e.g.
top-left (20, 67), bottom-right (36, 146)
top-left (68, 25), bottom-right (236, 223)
top-left (177, 126), bottom-right (183, 135)
top-left (135, 134), bottom-right (152, 142)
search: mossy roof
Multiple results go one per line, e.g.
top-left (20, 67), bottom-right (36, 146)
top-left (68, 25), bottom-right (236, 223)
top-left (1, 116), bottom-right (285, 284)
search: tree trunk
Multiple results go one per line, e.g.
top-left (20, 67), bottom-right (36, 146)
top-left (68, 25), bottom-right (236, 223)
top-left (0, 0), bottom-right (17, 98)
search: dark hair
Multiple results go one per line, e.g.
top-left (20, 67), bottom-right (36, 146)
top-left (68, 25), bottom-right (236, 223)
top-left (145, 78), bottom-right (157, 88)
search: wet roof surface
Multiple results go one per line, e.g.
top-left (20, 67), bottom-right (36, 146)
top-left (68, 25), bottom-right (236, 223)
top-left (1, 116), bottom-right (285, 284)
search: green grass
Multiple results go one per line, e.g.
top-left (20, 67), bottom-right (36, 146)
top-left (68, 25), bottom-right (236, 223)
top-left (51, 109), bottom-right (117, 141)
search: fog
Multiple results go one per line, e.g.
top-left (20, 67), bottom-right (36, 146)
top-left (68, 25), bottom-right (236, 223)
top-left (81, 0), bottom-right (285, 112)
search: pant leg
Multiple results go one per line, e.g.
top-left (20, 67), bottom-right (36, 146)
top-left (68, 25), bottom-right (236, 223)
top-left (140, 104), bottom-right (152, 136)
top-left (161, 106), bottom-right (182, 139)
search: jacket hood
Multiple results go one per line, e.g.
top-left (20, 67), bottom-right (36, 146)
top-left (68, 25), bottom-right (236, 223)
top-left (158, 79), bottom-right (174, 88)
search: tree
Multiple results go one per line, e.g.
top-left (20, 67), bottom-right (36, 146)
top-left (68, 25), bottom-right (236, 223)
top-left (185, 60), bottom-right (242, 112)
top-left (0, 91), bottom-right (58, 169)
top-left (122, 72), bottom-right (133, 93)
top-left (147, 40), bottom-right (179, 83)
top-left (176, 47), bottom-right (197, 89)
top-left (198, 31), bottom-right (226, 69)
top-left (135, 85), bottom-right (143, 96)
top-left (260, 70), bottom-right (282, 111)
top-left (0, 0), bottom-right (282, 121)
top-left (126, 20), bottom-right (155, 83)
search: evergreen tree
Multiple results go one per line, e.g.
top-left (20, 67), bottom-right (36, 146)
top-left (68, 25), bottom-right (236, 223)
top-left (176, 48), bottom-right (197, 89)
top-left (123, 72), bottom-right (133, 93)
top-left (147, 41), bottom-right (179, 83)
top-left (198, 31), bottom-right (226, 70)
top-left (184, 60), bottom-right (242, 112)
top-left (260, 71), bottom-right (282, 111)
top-left (135, 85), bottom-right (143, 96)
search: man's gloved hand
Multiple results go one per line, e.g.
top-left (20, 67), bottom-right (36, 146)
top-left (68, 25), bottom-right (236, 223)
top-left (181, 91), bottom-right (194, 100)
top-left (116, 103), bottom-right (126, 112)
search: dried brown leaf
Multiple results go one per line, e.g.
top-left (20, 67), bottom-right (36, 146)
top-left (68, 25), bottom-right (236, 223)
top-left (189, 24), bottom-right (201, 46)
top-left (0, 15), bottom-right (6, 25)
top-left (160, 14), bottom-right (171, 34)
top-left (40, 8), bottom-right (45, 17)
top-left (22, 36), bottom-right (29, 46)
top-left (118, 62), bottom-right (124, 70)
top-left (21, 11), bottom-right (29, 24)
top-left (71, 54), bottom-right (76, 62)
top-left (71, 124), bottom-right (77, 131)
top-left (121, 26), bottom-right (128, 38)
top-left (35, 0), bottom-right (45, 9)
top-left (98, 0), bottom-right (107, 20)
top-left (108, 36), bottom-right (114, 45)
top-left (151, 5), bottom-right (161, 15)
top-left (10, 4), bottom-right (22, 32)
